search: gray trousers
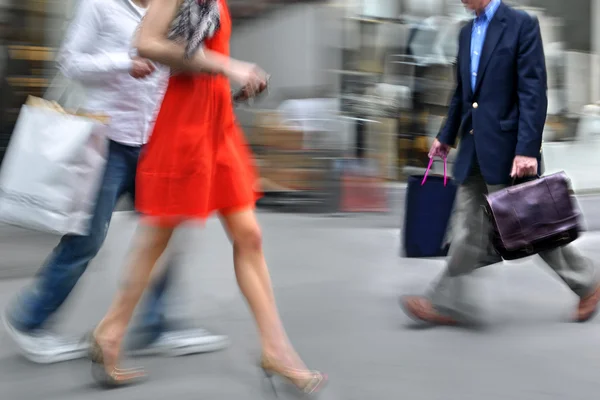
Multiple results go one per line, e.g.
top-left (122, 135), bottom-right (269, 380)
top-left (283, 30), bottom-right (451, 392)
top-left (429, 167), bottom-right (598, 321)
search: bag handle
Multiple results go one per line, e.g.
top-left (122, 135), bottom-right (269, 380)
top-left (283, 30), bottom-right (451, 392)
top-left (421, 156), bottom-right (448, 187)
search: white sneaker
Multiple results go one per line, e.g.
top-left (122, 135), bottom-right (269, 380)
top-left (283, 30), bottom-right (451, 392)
top-left (3, 313), bottom-right (88, 364)
top-left (128, 329), bottom-right (230, 357)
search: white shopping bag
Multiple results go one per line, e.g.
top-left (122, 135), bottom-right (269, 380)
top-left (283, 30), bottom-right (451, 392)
top-left (0, 96), bottom-right (109, 235)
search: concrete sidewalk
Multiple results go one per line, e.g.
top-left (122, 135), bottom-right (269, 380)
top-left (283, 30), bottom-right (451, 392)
top-left (4, 190), bottom-right (600, 280)
top-left (1, 213), bottom-right (600, 399)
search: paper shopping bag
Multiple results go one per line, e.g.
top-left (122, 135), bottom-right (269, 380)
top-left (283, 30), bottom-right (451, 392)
top-left (403, 157), bottom-right (457, 258)
top-left (0, 96), bottom-right (109, 235)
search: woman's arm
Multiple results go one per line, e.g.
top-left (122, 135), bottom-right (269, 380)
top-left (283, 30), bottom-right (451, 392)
top-left (135, 0), bottom-right (230, 75)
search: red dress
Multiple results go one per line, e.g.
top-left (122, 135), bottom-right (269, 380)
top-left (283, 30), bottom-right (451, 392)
top-left (136, 0), bottom-right (260, 225)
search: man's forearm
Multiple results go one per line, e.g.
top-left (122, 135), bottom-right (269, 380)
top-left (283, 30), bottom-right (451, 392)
top-left (57, 51), bottom-right (133, 82)
top-left (515, 15), bottom-right (547, 158)
top-left (438, 90), bottom-right (462, 146)
top-left (57, 1), bottom-right (132, 83)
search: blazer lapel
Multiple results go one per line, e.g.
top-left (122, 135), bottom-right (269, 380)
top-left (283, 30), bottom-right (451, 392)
top-left (473, 8), bottom-right (507, 95)
top-left (462, 20), bottom-right (473, 98)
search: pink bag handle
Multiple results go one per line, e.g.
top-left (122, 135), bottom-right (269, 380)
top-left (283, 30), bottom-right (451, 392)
top-left (421, 156), bottom-right (448, 187)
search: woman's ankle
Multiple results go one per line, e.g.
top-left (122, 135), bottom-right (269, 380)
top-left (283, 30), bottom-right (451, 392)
top-left (94, 321), bottom-right (126, 346)
top-left (261, 343), bottom-right (305, 367)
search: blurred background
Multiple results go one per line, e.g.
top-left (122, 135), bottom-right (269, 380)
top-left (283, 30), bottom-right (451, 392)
top-left (2, 0), bottom-right (600, 209)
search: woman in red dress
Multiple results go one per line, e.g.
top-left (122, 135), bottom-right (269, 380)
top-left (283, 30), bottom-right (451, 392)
top-left (89, 0), bottom-right (327, 395)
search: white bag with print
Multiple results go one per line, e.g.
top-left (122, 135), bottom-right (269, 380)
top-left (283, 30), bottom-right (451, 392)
top-left (0, 96), bottom-right (108, 235)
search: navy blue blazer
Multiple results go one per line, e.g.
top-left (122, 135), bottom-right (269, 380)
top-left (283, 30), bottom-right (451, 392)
top-left (437, 2), bottom-right (547, 185)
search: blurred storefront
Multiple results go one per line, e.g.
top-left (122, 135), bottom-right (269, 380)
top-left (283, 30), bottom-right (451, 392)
top-left (241, 0), bottom-right (600, 201)
top-left (321, 0), bottom-right (600, 184)
top-left (1, 0), bottom-right (600, 193)
top-left (0, 0), bottom-right (70, 161)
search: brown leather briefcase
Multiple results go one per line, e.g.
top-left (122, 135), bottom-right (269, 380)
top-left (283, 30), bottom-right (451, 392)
top-left (484, 172), bottom-right (582, 260)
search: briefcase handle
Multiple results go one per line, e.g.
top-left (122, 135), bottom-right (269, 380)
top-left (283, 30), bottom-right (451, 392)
top-left (507, 174), bottom-right (541, 193)
top-left (421, 156), bottom-right (448, 187)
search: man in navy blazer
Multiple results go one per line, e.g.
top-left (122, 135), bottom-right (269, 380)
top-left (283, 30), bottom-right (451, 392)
top-left (401, 0), bottom-right (600, 325)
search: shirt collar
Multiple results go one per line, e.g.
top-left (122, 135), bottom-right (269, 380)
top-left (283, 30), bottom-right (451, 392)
top-left (125, 0), bottom-right (146, 18)
top-left (476, 0), bottom-right (501, 23)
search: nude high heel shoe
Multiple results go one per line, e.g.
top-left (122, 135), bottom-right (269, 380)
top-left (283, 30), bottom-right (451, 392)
top-left (259, 354), bottom-right (327, 397)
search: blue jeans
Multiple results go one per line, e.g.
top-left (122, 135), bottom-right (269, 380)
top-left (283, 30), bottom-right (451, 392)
top-left (9, 141), bottom-right (171, 342)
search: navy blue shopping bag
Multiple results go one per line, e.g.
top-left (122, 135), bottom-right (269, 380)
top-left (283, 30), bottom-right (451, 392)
top-left (402, 156), bottom-right (457, 258)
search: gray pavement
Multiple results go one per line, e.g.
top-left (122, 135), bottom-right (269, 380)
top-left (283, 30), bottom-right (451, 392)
top-left (1, 212), bottom-right (600, 399)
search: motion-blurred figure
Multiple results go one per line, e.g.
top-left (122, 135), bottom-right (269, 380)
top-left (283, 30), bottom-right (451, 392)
top-left (88, 0), bottom-right (326, 394)
top-left (3, 0), bottom-right (228, 364)
top-left (401, 0), bottom-right (600, 325)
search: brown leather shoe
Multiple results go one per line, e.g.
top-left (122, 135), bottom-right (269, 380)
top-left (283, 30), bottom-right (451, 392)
top-left (400, 296), bottom-right (458, 325)
top-left (577, 284), bottom-right (600, 322)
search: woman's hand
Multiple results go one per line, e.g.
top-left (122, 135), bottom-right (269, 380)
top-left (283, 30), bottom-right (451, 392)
top-left (225, 61), bottom-right (267, 98)
top-left (234, 79), bottom-right (269, 102)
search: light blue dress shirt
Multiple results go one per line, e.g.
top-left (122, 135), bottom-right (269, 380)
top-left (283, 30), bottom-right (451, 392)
top-left (470, 0), bottom-right (501, 90)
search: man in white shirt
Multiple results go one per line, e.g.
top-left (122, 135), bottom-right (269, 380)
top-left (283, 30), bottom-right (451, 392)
top-left (3, 0), bottom-right (229, 364)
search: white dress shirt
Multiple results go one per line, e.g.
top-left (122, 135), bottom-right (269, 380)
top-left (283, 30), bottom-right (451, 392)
top-left (57, 0), bottom-right (168, 146)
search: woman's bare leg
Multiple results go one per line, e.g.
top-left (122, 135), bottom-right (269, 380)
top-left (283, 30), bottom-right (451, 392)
top-left (94, 222), bottom-right (175, 374)
top-left (220, 209), bottom-right (305, 369)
